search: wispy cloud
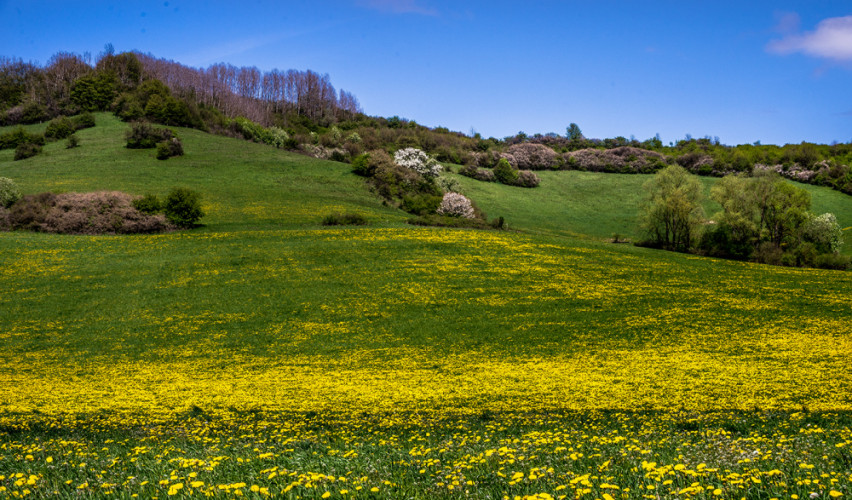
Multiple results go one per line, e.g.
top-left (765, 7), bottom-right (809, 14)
top-left (771, 11), bottom-right (801, 35)
top-left (181, 34), bottom-right (283, 67)
top-left (357, 0), bottom-right (438, 16)
top-left (767, 15), bottom-right (852, 62)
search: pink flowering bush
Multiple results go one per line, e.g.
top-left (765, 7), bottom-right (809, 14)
top-left (436, 192), bottom-right (475, 219)
top-left (505, 143), bottom-right (557, 170)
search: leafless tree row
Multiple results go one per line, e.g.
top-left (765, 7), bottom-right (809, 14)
top-left (133, 53), bottom-right (362, 126)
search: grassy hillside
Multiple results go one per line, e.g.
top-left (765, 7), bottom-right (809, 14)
top-left (1, 114), bottom-right (408, 230)
top-left (2, 116), bottom-right (852, 499)
top-left (452, 169), bottom-right (852, 255)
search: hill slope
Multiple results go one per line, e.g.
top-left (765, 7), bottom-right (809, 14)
top-left (1, 115), bottom-right (851, 415)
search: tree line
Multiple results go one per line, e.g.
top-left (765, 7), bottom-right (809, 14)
top-left (0, 48), bottom-right (361, 130)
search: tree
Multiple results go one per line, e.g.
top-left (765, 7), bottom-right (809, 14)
top-left (710, 174), bottom-right (761, 249)
top-left (639, 165), bottom-right (705, 251)
top-left (761, 180), bottom-right (810, 247)
top-left (566, 123), bottom-right (583, 141)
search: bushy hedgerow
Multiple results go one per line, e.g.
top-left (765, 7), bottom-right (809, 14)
top-left (564, 147), bottom-right (669, 174)
top-left (163, 187), bottom-right (204, 228)
top-left (3, 191), bottom-right (170, 234)
top-left (321, 212), bottom-right (368, 226)
top-left (126, 122), bottom-right (175, 149)
top-left (0, 127), bottom-right (44, 150)
top-left (156, 137), bottom-right (184, 160)
top-left (0, 177), bottom-right (22, 208)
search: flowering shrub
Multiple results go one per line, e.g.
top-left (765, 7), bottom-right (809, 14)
top-left (0, 177), bottom-right (21, 208)
top-left (803, 213), bottom-right (843, 254)
top-left (505, 143), bottom-right (557, 170)
top-left (754, 163), bottom-right (819, 182)
top-left (394, 148), bottom-right (442, 178)
top-left (565, 147), bottom-right (668, 174)
top-left (302, 144), bottom-right (347, 161)
top-left (436, 192), bottom-right (475, 219)
top-left (515, 170), bottom-right (541, 188)
top-left (467, 150), bottom-right (500, 168)
top-left (6, 191), bottom-right (170, 234)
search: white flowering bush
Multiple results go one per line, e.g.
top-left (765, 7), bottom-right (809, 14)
top-left (803, 213), bottom-right (844, 253)
top-left (394, 148), bottom-right (442, 178)
top-left (436, 192), bottom-right (475, 219)
top-left (0, 177), bottom-right (21, 208)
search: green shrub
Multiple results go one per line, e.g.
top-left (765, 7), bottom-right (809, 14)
top-left (66, 135), bottom-right (79, 149)
top-left (44, 116), bottom-right (75, 140)
top-left (351, 153), bottom-right (373, 177)
top-left (401, 193), bottom-right (442, 216)
top-left (156, 137), bottom-right (184, 160)
top-left (321, 212), bottom-right (368, 226)
top-left (72, 112), bottom-right (96, 129)
top-left (14, 142), bottom-right (41, 160)
top-left (126, 122), bottom-right (175, 149)
top-left (493, 158), bottom-right (519, 185)
top-left (163, 187), bottom-right (204, 228)
top-left (813, 252), bottom-right (851, 270)
top-left (0, 177), bottom-right (22, 208)
top-left (133, 194), bottom-right (162, 214)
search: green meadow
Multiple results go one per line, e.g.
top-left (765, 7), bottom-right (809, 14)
top-left (1, 114), bottom-right (851, 499)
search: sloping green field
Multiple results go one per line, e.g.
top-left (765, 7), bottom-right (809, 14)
top-left (1, 115), bottom-right (851, 499)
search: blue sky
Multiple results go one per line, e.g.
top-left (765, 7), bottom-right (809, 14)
top-left (2, 0), bottom-right (851, 145)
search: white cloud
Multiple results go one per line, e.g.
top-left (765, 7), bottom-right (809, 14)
top-left (767, 15), bottom-right (852, 61)
top-left (357, 0), bottom-right (438, 16)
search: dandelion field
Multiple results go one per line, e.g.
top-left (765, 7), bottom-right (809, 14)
top-left (2, 116), bottom-right (852, 498)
